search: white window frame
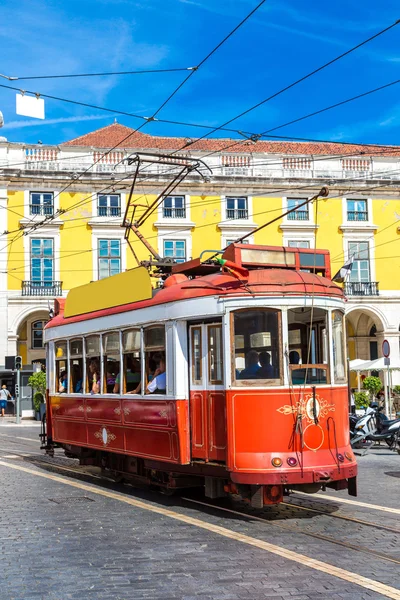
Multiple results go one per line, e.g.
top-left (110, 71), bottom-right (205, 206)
top-left (162, 239), bottom-right (187, 263)
top-left (90, 192), bottom-right (126, 226)
top-left (160, 195), bottom-right (187, 220)
top-left (342, 196), bottom-right (374, 227)
top-left (223, 195), bottom-right (251, 221)
top-left (221, 233), bottom-right (254, 249)
top-left (285, 239), bottom-right (311, 249)
top-left (283, 196), bottom-right (313, 223)
top-left (23, 189), bottom-right (60, 221)
top-left (24, 231), bottom-right (60, 283)
top-left (341, 231), bottom-right (376, 283)
top-left (28, 191), bottom-right (54, 217)
top-left (157, 229), bottom-right (192, 262)
top-left (92, 230), bottom-right (126, 281)
top-left (96, 193), bottom-right (122, 217)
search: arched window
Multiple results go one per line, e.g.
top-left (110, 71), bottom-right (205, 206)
top-left (31, 320), bottom-right (45, 349)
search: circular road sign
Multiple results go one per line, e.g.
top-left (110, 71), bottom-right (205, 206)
top-left (382, 339), bottom-right (390, 358)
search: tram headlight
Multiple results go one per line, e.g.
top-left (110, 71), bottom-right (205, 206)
top-left (287, 457), bottom-right (298, 467)
top-left (344, 451), bottom-right (353, 461)
top-left (337, 453), bottom-right (344, 462)
top-left (271, 457), bottom-right (283, 467)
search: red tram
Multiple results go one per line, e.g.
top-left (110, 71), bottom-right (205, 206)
top-left (43, 244), bottom-right (357, 507)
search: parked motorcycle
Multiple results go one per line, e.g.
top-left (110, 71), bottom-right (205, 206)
top-left (350, 404), bottom-right (400, 450)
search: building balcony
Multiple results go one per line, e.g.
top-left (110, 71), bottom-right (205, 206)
top-left (347, 211), bottom-right (368, 222)
top-left (22, 281), bottom-right (63, 296)
top-left (226, 208), bottom-right (248, 220)
top-left (344, 281), bottom-right (379, 296)
top-left (287, 210), bottom-right (309, 221)
top-left (97, 206), bottom-right (121, 217)
top-left (162, 207), bottom-right (186, 218)
top-left (29, 204), bottom-right (54, 216)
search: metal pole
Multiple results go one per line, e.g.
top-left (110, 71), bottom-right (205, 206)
top-left (384, 368), bottom-right (389, 416)
top-left (16, 368), bottom-right (20, 425)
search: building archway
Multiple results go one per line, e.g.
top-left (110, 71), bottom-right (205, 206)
top-left (16, 310), bottom-right (48, 367)
top-left (345, 307), bottom-right (386, 387)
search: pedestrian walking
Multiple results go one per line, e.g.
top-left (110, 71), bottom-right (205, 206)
top-left (0, 384), bottom-right (11, 417)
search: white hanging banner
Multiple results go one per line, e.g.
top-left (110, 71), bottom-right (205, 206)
top-left (16, 93), bottom-right (45, 119)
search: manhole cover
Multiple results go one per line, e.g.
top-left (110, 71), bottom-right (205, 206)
top-left (384, 471), bottom-right (400, 479)
top-left (48, 496), bottom-right (94, 504)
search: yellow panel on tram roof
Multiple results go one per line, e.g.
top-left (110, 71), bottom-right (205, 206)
top-left (64, 266), bottom-right (152, 318)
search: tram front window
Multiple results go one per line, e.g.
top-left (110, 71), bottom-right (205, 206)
top-left (233, 309), bottom-right (281, 384)
top-left (119, 329), bottom-right (141, 394)
top-left (332, 310), bottom-right (346, 383)
top-left (288, 307), bottom-right (328, 385)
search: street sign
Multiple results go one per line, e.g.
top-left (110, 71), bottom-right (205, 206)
top-left (382, 339), bottom-right (390, 358)
top-left (384, 357), bottom-right (390, 366)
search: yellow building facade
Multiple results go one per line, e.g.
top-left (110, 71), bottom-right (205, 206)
top-left (1, 122), bottom-right (400, 402)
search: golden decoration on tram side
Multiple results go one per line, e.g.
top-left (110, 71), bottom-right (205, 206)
top-left (276, 394), bottom-right (335, 424)
top-left (94, 426), bottom-right (116, 447)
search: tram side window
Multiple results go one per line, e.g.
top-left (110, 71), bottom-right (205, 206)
top-left (144, 327), bottom-right (166, 395)
top-left (85, 335), bottom-right (101, 394)
top-left (191, 327), bottom-right (202, 384)
top-left (103, 333), bottom-right (120, 393)
top-left (332, 311), bottom-right (346, 383)
top-left (208, 324), bottom-right (223, 384)
top-left (233, 310), bottom-right (281, 383)
top-left (55, 341), bottom-right (67, 393)
top-left (69, 339), bottom-right (83, 393)
top-left (288, 307), bottom-right (328, 385)
top-left (119, 329), bottom-right (141, 394)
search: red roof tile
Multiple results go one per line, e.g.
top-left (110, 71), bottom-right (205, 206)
top-left (61, 122), bottom-right (400, 157)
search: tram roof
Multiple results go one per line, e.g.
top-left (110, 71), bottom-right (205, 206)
top-left (46, 255), bottom-right (344, 330)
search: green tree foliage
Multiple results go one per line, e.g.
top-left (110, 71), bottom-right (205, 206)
top-left (33, 392), bottom-right (44, 412)
top-left (354, 391), bottom-right (369, 409)
top-left (362, 376), bottom-right (383, 399)
top-left (28, 371), bottom-right (46, 396)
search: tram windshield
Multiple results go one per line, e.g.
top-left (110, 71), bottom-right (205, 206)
top-left (233, 309), bottom-right (281, 384)
top-left (288, 307), bottom-right (328, 384)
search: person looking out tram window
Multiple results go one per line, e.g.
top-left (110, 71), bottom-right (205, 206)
top-left (59, 371), bottom-right (68, 393)
top-left (88, 360), bottom-right (100, 394)
top-left (72, 363), bottom-right (83, 393)
top-left (114, 356), bottom-right (141, 394)
top-left (146, 356), bottom-right (166, 394)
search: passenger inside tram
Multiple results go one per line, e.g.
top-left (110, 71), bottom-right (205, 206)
top-left (147, 356), bottom-right (166, 394)
top-left (88, 359), bottom-right (100, 394)
top-left (288, 307), bottom-right (328, 384)
top-left (59, 371), bottom-right (67, 393)
top-left (113, 356), bottom-right (141, 394)
top-left (234, 309), bottom-right (280, 383)
top-left (72, 363), bottom-right (83, 393)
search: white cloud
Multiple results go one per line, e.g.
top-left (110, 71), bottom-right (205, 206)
top-left (3, 114), bottom-right (114, 130)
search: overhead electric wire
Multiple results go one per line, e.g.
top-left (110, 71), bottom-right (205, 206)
top-left (6, 165), bottom-right (400, 274)
top-left (0, 67), bottom-right (196, 81)
top-left (164, 18), bottom-right (400, 156)
top-left (4, 0), bottom-right (267, 240)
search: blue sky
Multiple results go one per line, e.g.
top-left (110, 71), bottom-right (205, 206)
top-left (0, 0), bottom-right (400, 146)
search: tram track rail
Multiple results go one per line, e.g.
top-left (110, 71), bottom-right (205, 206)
top-left (181, 496), bottom-right (400, 567)
top-left (0, 444), bottom-right (399, 569)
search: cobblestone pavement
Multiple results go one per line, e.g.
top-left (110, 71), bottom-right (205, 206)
top-left (0, 427), bottom-right (399, 600)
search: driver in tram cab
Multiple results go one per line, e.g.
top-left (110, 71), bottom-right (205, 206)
top-left (239, 350), bottom-right (260, 379)
top-left (146, 357), bottom-right (166, 394)
top-left (257, 351), bottom-right (274, 378)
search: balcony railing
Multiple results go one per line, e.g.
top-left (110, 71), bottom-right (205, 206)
top-left (226, 208), bottom-right (248, 220)
top-left (29, 204), bottom-right (54, 216)
top-left (344, 281), bottom-right (379, 296)
top-left (97, 206), bottom-right (121, 217)
top-left (347, 211), bottom-right (368, 221)
top-left (287, 210), bottom-right (309, 221)
top-left (162, 207), bottom-right (186, 218)
top-left (22, 281), bottom-right (63, 296)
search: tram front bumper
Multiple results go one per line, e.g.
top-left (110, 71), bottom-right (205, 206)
top-left (229, 462), bottom-right (357, 486)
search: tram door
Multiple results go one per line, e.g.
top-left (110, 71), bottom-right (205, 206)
top-left (189, 322), bottom-right (226, 462)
